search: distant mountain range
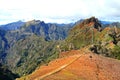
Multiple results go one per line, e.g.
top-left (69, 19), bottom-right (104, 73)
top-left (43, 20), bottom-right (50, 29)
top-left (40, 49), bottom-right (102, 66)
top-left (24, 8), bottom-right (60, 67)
top-left (0, 19), bottom-right (118, 31)
top-left (0, 21), bottom-right (25, 31)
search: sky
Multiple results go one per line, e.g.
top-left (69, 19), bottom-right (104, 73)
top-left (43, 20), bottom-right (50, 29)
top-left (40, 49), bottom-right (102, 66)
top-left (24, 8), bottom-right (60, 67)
top-left (0, 0), bottom-right (120, 24)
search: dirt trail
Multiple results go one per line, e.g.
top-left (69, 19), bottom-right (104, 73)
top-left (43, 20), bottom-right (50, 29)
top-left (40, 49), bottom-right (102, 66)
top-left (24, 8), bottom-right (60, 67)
top-left (34, 48), bottom-right (89, 80)
top-left (34, 54), bottom-right (83, 80)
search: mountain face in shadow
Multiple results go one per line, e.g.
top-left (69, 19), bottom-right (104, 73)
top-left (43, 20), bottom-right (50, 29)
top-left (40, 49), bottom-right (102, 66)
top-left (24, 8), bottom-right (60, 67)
top-left (19, 20), bottom-right (73, 40)
top-left (0, 63), bottom-right (19, 80)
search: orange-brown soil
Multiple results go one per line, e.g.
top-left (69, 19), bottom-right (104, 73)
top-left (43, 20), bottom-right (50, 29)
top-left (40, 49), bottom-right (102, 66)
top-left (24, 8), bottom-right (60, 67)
top-left (17, 49), bottom-right (120, 80)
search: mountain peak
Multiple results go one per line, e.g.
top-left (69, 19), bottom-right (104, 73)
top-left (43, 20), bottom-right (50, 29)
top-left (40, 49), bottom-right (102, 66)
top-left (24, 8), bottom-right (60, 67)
top-left (82, 16), bottom-right (98, 24)
top-left (74, 17), bottom-right (102, 31)
top-left (26, 20), bottom-right (45, 25)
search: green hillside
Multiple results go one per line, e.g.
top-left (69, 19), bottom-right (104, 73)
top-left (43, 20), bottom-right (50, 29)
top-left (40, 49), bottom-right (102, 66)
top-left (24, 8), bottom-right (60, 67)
top-left (60, 17), bottom-right (120, 60)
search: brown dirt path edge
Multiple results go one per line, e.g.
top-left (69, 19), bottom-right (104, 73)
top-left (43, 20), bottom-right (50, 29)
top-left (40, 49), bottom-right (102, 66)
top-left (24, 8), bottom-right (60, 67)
top-left (34, 54), bottom-right (83, 80)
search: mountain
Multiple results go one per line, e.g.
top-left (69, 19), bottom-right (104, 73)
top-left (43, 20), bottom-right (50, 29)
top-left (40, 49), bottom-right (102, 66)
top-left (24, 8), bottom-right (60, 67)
top-left (0, 17), bottom-right (120, 79)
top-left (60, 17), bottom-right (120, 59)
top-left (0, 20), bottom-right (74, 77)
top-left (16, 17), bottom-right (120, 80)
top-left (0, 29), bottom-right (9, 63)
top-left (0, 21), bottom-right (25, 31)
top-left (100, 20), bottom-right (112, 25)
top-left (60, 17), bottom-right (102, 50)
top-left (19, 20), bottom-right (73, 40)
top-left (109, 22), bottom-right (120, 28)
top-left (5, 35), bottom-right (60, 76)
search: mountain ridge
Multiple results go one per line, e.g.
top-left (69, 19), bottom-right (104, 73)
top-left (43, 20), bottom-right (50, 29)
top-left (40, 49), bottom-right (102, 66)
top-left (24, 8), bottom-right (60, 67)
top-left (17, 48), bottom-right (120, 80)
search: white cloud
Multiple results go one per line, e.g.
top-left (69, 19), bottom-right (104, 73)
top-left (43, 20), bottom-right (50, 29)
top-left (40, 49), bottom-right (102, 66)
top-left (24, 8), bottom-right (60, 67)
top-left (0, 0), bottom-right (120, 24)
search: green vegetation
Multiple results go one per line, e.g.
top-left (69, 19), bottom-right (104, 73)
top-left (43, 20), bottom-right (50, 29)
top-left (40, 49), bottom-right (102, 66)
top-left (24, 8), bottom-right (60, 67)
top-left (89, 26), bottom-right (120, 60)
top-left (60, 17), bottom-right (120, 61)
top-left (61, 17), bottom-right (102, 51)
top-left (111, 46), bottom-right (120, 59)
top-left (6, 35), bottom-right (60, 76)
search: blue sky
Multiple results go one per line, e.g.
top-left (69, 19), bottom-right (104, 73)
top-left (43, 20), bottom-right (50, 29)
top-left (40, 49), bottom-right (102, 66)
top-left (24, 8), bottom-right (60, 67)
top-left (0, 0), bottom-right (120, 24)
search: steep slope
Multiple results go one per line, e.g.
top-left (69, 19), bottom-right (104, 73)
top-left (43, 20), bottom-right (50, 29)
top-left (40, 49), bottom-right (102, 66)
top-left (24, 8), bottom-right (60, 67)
top-left (6, 35), bottom-right (60, 76)
top-left (61, 17), bottom-right (102, 50)
top-left (19, 20), bottom-right (73, 40)
top-left (0, 29), bottom-right (9, 63)
top-left (17, 49), bottom-right (120, 80)
top-left (60, 17), bottom-right (120, 60)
